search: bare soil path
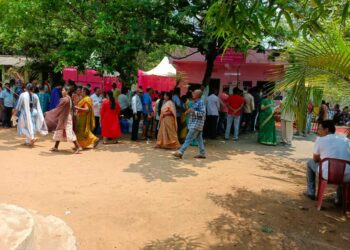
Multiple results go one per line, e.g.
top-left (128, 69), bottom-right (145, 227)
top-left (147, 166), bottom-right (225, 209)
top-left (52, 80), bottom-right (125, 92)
top-left (0, 129), bottom-right (349, 249)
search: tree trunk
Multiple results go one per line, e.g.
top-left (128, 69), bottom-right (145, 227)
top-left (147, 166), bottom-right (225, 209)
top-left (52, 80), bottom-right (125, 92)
top-left (202, 45), bottom-right (218, 87)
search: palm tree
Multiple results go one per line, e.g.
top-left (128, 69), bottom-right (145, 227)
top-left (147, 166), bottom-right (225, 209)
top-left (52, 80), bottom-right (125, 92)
top-left (273, 29), bottom-right (350, 137)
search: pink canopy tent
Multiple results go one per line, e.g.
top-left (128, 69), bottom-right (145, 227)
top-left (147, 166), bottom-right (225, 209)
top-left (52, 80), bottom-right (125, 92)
top-left (63, 68), bottom-right (122, 92)
top-left (137, 57), bottom-right (177, 92)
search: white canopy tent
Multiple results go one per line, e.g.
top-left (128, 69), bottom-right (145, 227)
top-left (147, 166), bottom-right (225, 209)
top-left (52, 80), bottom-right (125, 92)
top-left (143, 57), bottom-right (176, 76)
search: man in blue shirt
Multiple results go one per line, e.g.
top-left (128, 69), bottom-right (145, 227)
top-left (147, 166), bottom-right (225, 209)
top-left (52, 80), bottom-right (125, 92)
top-left (49, 81), bottom-right (64, 110)
top-left (172, 89), bottom-right (182, 137)
top-left (142, 87), bottom-right (153, 139)
top-left (0, 82), bottom-right (15, 128)
top-left (173, 89), bottom-right (206, 159)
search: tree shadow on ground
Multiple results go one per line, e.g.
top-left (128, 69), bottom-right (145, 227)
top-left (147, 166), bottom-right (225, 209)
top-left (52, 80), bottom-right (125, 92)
top-left (206, 187), bottom-right (350, 250)
top-left (234, 132), bottom-right (313, 161)
top-left (0, 129), bottom-right (314, 184)
top-left (0, 128), bottom-right (52, 151)
top-left (96, 139), bottom-right (240, 182)
top-left (142, 234), bottom-right (203, 250)
top-left (140, 187), bottom-right (350, 250)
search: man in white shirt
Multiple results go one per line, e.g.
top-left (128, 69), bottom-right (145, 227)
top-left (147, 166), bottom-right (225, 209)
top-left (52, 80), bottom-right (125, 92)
top-left (305, 120), bottom-right (350, 200)
top-left (90, 87), bottom-right (103, 135)
top-left (131, 89), bottom-right (143, 141)
top-left (241, 87), bottom-right (255, 133)
top-left (205, 89), bottom-right (220, 139)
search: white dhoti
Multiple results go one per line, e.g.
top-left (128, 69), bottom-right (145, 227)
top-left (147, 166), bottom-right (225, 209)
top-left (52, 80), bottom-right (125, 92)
top-left (281, 119), bottom-right (293, 144)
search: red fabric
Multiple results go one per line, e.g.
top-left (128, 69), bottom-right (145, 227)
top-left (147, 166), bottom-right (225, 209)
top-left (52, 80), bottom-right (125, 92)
top-left (100, 99), bottom-right (121, 138)
top-left (227, 95), bottom-right (244, 116)
top-left (219, 92), bottom-right (229, 113)
top-left (137, 70), bottom-right (176, 92)
top-left (63, 68), bottom-right (122, 92)
top-left (307, 102), bottom-right (313, 113)
top-left (317, 158), bottom-right (350, 214)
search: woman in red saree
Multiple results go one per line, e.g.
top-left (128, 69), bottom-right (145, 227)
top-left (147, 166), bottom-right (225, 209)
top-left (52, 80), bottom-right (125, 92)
top-left (100, 90), bottom-right (121, 144)
top-left (156, 92), bottom-right (180, 149)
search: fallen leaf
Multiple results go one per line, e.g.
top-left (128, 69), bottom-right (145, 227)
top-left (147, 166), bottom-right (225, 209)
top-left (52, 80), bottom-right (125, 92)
top-left (298, 206), bottom-right (309, 211)
top-left (261, 225), bottom-right (273, 234)
top-left (319, 226), bottom-right (327, 234)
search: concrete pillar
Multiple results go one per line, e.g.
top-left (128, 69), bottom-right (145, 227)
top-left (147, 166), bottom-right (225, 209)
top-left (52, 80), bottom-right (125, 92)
top-left (24, 70), bottom-right (29, 83)
top-left (1, 65), bottom-right (5, 83)
top-left (38, 72), bottom-right (43, 82)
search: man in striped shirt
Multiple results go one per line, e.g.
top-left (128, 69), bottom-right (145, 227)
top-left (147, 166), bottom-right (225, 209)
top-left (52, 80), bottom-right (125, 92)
top-left (173, 89), bottom-right (206, 159)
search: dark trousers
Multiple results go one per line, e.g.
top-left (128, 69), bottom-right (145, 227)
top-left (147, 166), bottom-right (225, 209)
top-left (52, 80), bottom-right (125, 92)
top-left (3, 106), bottom-right (13, 128)
top-left (120, 108), bottom-right (132, 119)
top-left (143, 113), bottom-right (153, 139)
top-left (155, 120), bottom-right (160, 139)
top-left (217, 112), bottom-right (227, 135)
top-left (241, 112), bottom-right (252, 132)
top-left (131, 112), bottom-right (142, 141)
top-left (93, 116), bottom-right (101, 135)
top-left (176, 116), bottom-right (181, 137)
top-left (206, 115), bottom-right (218, 139)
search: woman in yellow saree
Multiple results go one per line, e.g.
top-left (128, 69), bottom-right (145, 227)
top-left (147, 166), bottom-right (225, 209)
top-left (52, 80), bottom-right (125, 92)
top-left (75, 87), bottom-right (100, 149)
top-left (156, 92), bottom-right (180, 149)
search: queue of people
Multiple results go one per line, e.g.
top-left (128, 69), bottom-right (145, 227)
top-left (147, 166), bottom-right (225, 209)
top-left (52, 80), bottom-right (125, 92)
top-left (0, 79), bottom-right (348, 159)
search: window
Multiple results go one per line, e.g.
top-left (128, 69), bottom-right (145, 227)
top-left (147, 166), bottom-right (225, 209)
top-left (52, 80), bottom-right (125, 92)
top-left (188, 83), bottom-right (201, 92)
top-left (243, 81), bottom-right (252, 88)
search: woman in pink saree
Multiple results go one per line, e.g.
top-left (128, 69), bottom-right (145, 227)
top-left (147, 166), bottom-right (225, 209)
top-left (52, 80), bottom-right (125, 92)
top-left (156, 92), bottom-right (180, 149)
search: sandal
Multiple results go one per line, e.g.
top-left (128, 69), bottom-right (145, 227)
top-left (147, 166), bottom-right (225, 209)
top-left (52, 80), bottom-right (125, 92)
top-left (93, 139), bottom-right (100, 149)
top-left (194, 155), bottom-right (206, 159)
top-left (30, 138), bottom-right (38, 146)
top-left (74, 147), bottom-right (82, 154)
top-left (50, 147), bottom-right (59, 152)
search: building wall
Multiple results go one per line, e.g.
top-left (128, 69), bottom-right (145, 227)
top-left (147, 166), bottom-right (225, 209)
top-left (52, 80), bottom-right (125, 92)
top-left (175, 62), bottom-right (283, 95)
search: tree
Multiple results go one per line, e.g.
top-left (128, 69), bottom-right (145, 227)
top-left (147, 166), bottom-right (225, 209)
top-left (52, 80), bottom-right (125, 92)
top-left (161, 0), bottom-right (277, 86)
top-left (273, 27), bottom-right (350, 135)
top-left (206, 0), bottom-right (350, 49)
top-left (0, 0), bottom-right (171, 82)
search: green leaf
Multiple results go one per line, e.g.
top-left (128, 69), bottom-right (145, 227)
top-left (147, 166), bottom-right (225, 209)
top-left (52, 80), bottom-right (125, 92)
top-left (342, 1), bottom-right (350, 26)
top-left (283, 11), bottom-right (295, 33)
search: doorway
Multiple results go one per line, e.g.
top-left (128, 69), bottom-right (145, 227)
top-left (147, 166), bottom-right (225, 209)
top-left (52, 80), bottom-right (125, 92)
top-left (257, 81), bottom-right (275, 92)
top-left (209, 78), bottom-right (220, 94)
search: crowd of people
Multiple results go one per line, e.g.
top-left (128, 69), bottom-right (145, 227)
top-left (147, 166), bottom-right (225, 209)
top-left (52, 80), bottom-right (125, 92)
top-left (0, 79), bottom-right (349, 157)
top-left (318, 101), bottom-right (350, 126)
top-left (1, 78), bottom-right (350, 210)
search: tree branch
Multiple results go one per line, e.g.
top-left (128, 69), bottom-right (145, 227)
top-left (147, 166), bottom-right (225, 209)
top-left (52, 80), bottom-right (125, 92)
top-left (166, 50), bottom-right (200, 60)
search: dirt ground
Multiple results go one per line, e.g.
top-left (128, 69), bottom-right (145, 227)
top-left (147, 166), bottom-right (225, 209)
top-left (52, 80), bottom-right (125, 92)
top-left (0, 128), bottom-right (349, 250)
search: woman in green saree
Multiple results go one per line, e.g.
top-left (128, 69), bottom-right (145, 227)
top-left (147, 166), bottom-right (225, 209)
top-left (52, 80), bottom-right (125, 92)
top-left (258, 93), bottom-right (277, 145)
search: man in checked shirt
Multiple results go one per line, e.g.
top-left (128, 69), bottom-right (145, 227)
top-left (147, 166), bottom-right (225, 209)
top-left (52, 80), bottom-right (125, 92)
top-left (173, 89), bottom-right (206, 159)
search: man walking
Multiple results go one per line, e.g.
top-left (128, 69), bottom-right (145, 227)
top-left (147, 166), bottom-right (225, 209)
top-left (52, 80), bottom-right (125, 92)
top-left (225, 87), bottom-right (244, 141)
top-left (173, 90), bottom-right (206, 159)
top-left (131, 89), bottom-right (143, 141)
top-left (91, 87), bottom-right (103, 135)
top-left (206, 89), bottom-right (220, 139)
